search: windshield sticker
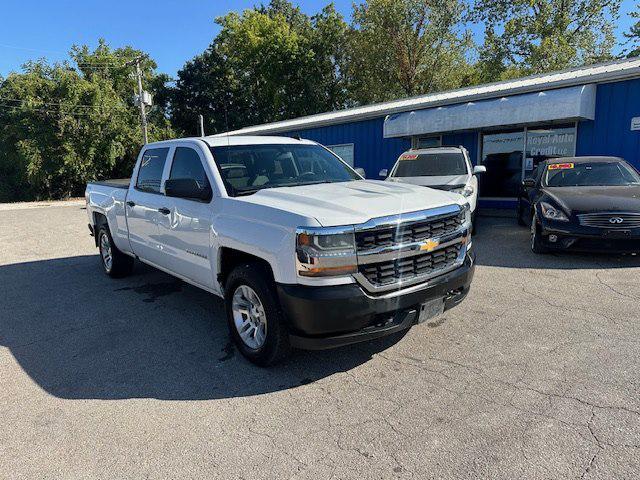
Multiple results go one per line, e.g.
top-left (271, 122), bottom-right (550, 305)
top-left (548, 163), bottom-right (574, 170)
top-left (400, 154), bottom-right (418, 160)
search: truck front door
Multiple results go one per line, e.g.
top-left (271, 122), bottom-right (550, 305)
top-left (156, 145), bottom-right (216, 291)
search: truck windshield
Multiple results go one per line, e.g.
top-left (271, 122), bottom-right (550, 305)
top-left (210, 144), bottom-right (360, 196)
top-left (393, 152), bottom-right (468, 177)
top-left (544, 161), bottom-right (640, 187)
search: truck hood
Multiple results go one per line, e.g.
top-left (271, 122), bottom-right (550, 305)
top-left (236, 180), bottom-right (463, 226)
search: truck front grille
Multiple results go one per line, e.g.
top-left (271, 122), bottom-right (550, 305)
top-left (352, 205), bottom-right (469, 293)
top-left (358, 244), bottom-right (462, 288)
top-left (355, 210), bottom-right (465, 251)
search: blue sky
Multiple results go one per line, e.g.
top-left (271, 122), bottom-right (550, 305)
top-left (0, 0), bottom-right (637, 78)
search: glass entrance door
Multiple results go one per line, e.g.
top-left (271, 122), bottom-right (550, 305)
top-left (480, 130), bottom-right (525, 198)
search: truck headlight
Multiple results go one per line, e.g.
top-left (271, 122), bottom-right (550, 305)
top-left (296, 226), bottom-right (357, 277)
top-left (540, 202), bottom-right (569, 222)
top-left (453, 185), bottom-right (474, 197)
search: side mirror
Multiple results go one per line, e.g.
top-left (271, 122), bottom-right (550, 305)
top-left (379, 168), bottom-right (388, 178)
top-left (522, 178), bottom-right (536, 188)
top-left (354, 167), bottom-right (366, 178)
top-left (473, 165), bottom-right (487, 175)
top-left (165, 178), bottom-right (212, 201)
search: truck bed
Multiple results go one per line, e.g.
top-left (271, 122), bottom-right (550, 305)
top-left (90, 178), bottom-right (130, 189)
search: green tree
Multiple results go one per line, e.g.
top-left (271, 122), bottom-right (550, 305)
top-left (625, 4), bottom-right (640, 58)
top-left (471, 0), bottom-right (621, 81)
top-left (169, 1), bottom-right (349, 134)
top-left (170, 45), bottom-right (250, 136)
top-left (0, 42), bottom-right (173, 202)
top-left (345, 0), bottom-right (474, 104)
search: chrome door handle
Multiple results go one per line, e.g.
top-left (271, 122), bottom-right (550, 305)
top-left (158, 207), bottom-right (171, 215)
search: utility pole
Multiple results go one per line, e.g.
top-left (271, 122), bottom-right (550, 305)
top-left (126, 55), bottom-right (149, 144)
top-left (199, 114), bottom-right (205, 137)
top-left (135, 59), bottom-right (148, 144)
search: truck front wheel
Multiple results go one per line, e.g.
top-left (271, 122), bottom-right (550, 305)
top-left (97, 226), bottom-right (134, 278)
top-left (224, 263), bottom-right (291, 366)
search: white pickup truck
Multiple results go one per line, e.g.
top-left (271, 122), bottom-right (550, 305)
top-left (86, 136), bottom-right (475, 365)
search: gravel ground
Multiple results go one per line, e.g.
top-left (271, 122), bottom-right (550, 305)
top-left (1, 201), bottom-right (639, 479)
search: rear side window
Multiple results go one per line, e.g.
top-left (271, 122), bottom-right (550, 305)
top-left (394, 152), bottom-right (468, 177)
top-left (169, 147), bottom-right (210, 189)
top-left (136, 147), bottom-right (170, 193)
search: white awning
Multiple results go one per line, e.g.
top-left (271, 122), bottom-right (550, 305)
top-left (383, 84), bottom-right (596, 138)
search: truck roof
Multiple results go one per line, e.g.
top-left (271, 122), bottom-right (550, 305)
top-left (143, 135), bottom-right (317, 148)
top-left (204, 135), bottom-right (317, 147)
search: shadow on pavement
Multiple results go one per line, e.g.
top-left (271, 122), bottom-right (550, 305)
top-left (473, 217), bottom-right (640, 270)
top-left (0, 255), bottom-right (405, 401)
top-left (3, 217), bottom-right (638, 401)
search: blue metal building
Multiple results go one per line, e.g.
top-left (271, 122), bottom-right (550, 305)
top-left (224, 58), bottom-right (640, 208)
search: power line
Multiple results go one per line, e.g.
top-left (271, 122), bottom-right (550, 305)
top-left (0, 43), bottom-right (68, 55)
top-left (0, 43), bottom-right (144, 68)
top-left (0, 102), bottom-right (135, 117)
top-left (0, 97), bottom-right (127, 110)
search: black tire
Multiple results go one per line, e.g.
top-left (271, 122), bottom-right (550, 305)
top-left (471, 211), bottom-right (478, 235)
top-left (224, 263), bottom-right (291, 366)
top-left (517, 200), bottom-right (527, 226)
top-left (97, 225), bottom-right (134, 278)
top-left (530, 214), bottom-right (549, 254)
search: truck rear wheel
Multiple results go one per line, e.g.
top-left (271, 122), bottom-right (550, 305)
top-left (97, 226), bottom-right (134, 278)
top-left (224, 263), bottom-right (291, 366)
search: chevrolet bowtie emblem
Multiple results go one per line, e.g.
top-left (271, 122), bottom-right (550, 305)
top-left (420, 239), bottom-right (440, 252)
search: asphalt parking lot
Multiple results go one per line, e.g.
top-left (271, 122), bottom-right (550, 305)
top-left (1, 202), bottom-right (639, 479)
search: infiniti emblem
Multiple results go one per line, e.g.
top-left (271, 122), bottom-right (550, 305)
top-left (609, 217), bottom-right (624, 224)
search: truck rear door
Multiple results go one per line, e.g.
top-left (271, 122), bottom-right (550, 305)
top-left (125, 146), bottom-right (172, 265)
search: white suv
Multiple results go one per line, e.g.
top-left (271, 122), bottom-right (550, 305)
top-left (381, 146), bottom-right (485, 226)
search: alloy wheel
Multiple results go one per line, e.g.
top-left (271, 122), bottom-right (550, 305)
top-left (100, 232), bottom-right (113, 272)
top-left (231, 285), bottom-right (267, 350)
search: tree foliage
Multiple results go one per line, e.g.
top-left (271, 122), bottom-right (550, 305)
top-left (345, 0), bottom-right (474, 103)
top-left (0, 40), bottom-right (173, 201)
top-left (170, 1), bottom-right (349, 135)
top-left (625, 4), bottom-right (640, 58)
top-left (471, 0), bottom-right (621, 81)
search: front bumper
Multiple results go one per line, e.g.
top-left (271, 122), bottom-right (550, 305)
top-left (276, 252), bottom-right (475, 350)
top-left (538, 219), bottom-right (640, 253)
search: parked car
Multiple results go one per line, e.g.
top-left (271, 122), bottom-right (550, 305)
top-left (517, 156), bottom-right (640, 254)
top-left (86, 136), bottom-right (475, 365)
top-left (380, 147), bottom-right (486, 228)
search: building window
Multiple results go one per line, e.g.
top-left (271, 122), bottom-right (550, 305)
top-left (524, 125), bottom-right (576, 173)
top-left (412, 135), bottom-right (442, 149)
top-left (327, 144), bottom-right (355, 167)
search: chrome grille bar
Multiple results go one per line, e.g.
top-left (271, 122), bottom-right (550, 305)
top-left (353, 205), bottom-right (470, 293)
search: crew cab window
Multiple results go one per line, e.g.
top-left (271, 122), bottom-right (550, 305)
top-left (136, 147), bottom-right (170, 193)
top-left (169, 147), bottom-right (210, 189)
